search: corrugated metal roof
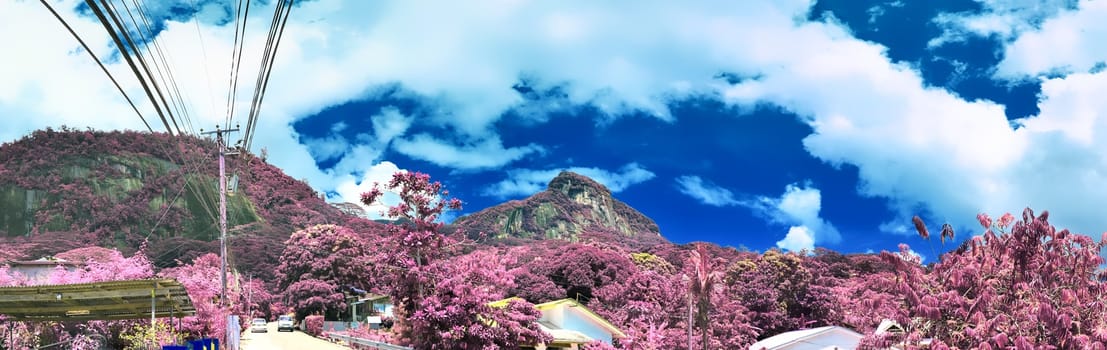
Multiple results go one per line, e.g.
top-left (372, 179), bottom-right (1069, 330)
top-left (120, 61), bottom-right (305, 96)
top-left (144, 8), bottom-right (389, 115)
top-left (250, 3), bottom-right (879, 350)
top-left (0, 278), bottom-right (196, 321)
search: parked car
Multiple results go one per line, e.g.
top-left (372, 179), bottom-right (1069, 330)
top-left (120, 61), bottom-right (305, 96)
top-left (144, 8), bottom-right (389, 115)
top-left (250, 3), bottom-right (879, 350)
top-left (277, 315), bottom-right (294, 332)
top-left (250, 318), bottom-right (267, 333)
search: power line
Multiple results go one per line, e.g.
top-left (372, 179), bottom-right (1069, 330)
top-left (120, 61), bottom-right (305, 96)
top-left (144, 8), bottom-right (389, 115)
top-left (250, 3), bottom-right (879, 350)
top-left (127, 0), bottom-right (199, 135)
top-left (186, 0), bottom-right (219, 123)
top-left (224, 0), bottom-right (250, 129)
top-left (39, 0), bottom-right (152, 133)
top-left (242, 0), bottom-right (295, 151)
top-left (117, 0), bottom-right (194, 136)
top-left (84, 0), bottom-right (174, 135)
top-left (100, 0), bottom-right (182, 135)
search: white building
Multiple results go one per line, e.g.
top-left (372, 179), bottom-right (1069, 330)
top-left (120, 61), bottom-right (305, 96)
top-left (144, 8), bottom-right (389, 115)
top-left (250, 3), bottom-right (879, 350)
top-left (749, 326), bottom-right (863, 350)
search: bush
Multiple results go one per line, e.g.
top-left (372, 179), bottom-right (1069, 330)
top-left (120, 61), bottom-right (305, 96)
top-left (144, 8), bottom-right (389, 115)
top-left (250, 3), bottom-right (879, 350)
top-left (304, 315), bottom-right (324, 337)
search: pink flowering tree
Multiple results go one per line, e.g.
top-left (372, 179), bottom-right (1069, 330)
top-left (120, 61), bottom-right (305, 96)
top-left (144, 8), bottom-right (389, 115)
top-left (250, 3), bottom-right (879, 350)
top-left (159, 253), bottom-right (255, 346)
top-left (860, 209), bottom-right (1107, 349)
top-left (362, 171), bottom-right (548, 348)
top-left (727, 248), bottom-right (842, 340)
top-left (593, 269), bottom-right (688, 349)
top-left (276, 224), bottom-right (377, 320)
top-left (360, 171), bottom-right (462, 343)
top-left (407, 250), bottom-right (550, 348)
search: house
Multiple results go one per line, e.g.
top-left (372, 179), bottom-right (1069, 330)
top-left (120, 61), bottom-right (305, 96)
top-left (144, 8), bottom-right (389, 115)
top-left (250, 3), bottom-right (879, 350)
top-left (492, 298), bottom-right (626, 350)
top-left (362, 294), bottom-right (394, 318)
top-left (6, 257), bottom-right (82, 283)
top-left (748, 326), bottom-right (863, 350)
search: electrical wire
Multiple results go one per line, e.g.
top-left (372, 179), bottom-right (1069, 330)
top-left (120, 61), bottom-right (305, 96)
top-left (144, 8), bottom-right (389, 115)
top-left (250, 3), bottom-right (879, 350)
top-left (83, 0), bottom-right (174, 135)
top-left (39, 0), bottom-right (152, 133)
top-left (224, 0), bottom-right (250, 129)
top-left (118, 0), bottom-right (194, 136)
top-left (127, 0), bottom-right (199, 135)
top-left (100, 0), bottom-right (182, 135)
top-left (242, 0), bottom-right (294, 151)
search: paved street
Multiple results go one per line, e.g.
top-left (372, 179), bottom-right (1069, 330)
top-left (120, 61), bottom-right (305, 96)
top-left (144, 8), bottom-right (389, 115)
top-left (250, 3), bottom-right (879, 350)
top-left (240, 322), bottom-right (349, 350)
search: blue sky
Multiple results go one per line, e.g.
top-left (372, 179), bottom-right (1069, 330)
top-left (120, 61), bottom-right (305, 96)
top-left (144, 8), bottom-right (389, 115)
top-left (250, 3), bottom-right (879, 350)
top-left (3, 0), bottom-right (1107, 256)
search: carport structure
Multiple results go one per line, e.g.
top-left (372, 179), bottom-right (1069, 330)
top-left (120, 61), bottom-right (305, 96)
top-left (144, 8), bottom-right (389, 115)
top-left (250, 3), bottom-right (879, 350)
top-left (0, 278), bottom-right (196, 348)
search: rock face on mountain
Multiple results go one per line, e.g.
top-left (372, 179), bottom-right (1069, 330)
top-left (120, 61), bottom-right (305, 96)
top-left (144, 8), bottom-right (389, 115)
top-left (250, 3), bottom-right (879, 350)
top-left (454, 171), bottom-right (661, 241)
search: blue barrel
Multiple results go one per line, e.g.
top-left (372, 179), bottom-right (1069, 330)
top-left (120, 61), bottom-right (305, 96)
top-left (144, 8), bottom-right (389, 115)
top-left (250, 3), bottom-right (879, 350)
top-left (162, 346), bottom-right (188, 350)
top-left (187, 338), bottom-right (219, 350)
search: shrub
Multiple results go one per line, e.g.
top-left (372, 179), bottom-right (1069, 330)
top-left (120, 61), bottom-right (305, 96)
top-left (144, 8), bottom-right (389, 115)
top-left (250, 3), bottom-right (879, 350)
top-left (305, 315), bottom-right (325, 337)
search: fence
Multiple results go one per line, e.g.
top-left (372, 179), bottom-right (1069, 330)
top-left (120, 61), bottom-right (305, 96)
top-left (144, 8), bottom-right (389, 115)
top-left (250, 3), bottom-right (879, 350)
top-left (326, 333), bottom-right (412, 350)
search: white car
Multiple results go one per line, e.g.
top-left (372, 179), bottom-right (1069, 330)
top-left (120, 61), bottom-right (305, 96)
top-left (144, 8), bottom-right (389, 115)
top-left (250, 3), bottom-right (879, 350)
top-left (250, 318), bottom-right (267, 333)
top-left (277, 315), bottom-right (294, 332)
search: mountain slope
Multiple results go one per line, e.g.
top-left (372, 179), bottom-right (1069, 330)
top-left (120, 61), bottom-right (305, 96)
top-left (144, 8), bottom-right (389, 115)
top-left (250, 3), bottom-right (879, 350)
top-left (0, 128), bottom-right (377, 279)
top-left (454, 171), bottom-right (662, 242)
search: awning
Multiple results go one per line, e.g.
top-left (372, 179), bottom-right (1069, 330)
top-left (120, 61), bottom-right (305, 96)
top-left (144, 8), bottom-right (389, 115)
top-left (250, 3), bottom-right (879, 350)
top-left (0, 278), bottom-right (196, 321)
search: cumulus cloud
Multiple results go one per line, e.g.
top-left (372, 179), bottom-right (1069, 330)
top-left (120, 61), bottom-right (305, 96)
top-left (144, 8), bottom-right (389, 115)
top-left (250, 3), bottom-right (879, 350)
top-left (675, 175), bottom-right (739, 206)
top-left (482, 163), bottom-right (655, 198)
top-left (743, 183), bottom-right (841, 247)
top-left (331, 161), bottom-right (406, 219)
top-left (777, 226), bottom-right (816, 252)
top-left (993, 1), bottom-right (1107, 78)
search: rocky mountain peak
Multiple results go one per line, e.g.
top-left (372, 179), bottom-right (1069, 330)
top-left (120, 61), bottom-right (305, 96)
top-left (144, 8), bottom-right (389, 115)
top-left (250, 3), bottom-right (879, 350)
top-left (547, 171), bottom-right (611, 206)
top-left (454, 171), bottom-right (661, 242)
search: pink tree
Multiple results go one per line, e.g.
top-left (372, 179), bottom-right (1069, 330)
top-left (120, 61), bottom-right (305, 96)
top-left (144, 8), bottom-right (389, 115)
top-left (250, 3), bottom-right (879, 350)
top-left (686, 243), bottom-right (726, 350)
top-left (861, 209), bottom-right (1107, 349)
top-left (407, 250), bottom-right (550, 348)
top-left (593, 269), bottom-right (688, 349)
top-left (360, 171), bottom-right (461, 344)
top-left (361, 171), bottom-right (548, 348)
top-left (159, 253), bottom-right (255, 346)
top-left (276, 224), bottom-right (378, 319)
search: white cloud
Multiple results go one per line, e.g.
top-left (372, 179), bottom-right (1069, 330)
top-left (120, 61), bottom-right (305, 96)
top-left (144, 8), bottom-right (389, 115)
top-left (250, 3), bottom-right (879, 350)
top-left (302, 135), bottom-right (349, 161)
top-left (777, 226), bottom-right (816, 252)
top-left (744, 183), bottom-right (841, 246)
top-left (929, 0), bottom-right (1077, 48)
top-left (371, 107), bottom-right (412, 144)
top-left (903, 248), bottom-right (925, 264)
top-left (331, 161), bottom-right (406, 219)
top-left (482, 163), bottom-right (655, 198)
top-left (878, 221), bottom-right (911, 235)
top-left (392, 134), bottom-right (544, 170)
top-left (675, 175), bottom-right (739, 207)
top-left (993, 0), bottom-right (1107, 78)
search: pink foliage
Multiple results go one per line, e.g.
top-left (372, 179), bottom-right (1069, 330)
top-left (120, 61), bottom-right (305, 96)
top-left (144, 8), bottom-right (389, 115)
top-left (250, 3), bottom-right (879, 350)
top-left (305, 315), bottom-right (325, 336)
top-left (159, 253), bottom-right (256, 345)
top-left (0, 247), bottom-right (161, 349)
top-left (276, 224), bottom-right (378, 319)
top-left (361, 171), bottom-right (550, 348)
top-left (860, 208), bottom-right (1107, 348)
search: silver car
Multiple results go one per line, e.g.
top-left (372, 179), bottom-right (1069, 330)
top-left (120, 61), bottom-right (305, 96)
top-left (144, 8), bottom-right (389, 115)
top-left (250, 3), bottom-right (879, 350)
top-left (250, 318), bottom-right (268, 333)
top-left (277, 315), bottom-right (294, 332)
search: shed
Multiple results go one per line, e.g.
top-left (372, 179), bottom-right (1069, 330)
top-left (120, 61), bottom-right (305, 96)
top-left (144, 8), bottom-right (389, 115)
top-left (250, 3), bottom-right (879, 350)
top-left (0, 278), bottom-right (195, 321)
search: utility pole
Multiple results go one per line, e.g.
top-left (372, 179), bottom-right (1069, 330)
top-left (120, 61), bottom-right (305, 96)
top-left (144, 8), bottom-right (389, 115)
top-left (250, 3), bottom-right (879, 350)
top-left (687, 292), bottom-right (693, 350)
top-left (202, 125), bottom-right (239, 305)
top-left (247, 273), bottom-right (253, 318)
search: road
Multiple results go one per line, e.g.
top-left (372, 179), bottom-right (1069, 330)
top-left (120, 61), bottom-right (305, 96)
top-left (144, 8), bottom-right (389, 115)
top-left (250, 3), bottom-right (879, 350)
top-left (240, 322), bottom-right (349, 350)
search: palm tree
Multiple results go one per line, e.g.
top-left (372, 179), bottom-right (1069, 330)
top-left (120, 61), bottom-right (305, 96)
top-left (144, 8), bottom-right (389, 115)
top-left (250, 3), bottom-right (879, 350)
top-left (686, 244), bottom-right (722, 350)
